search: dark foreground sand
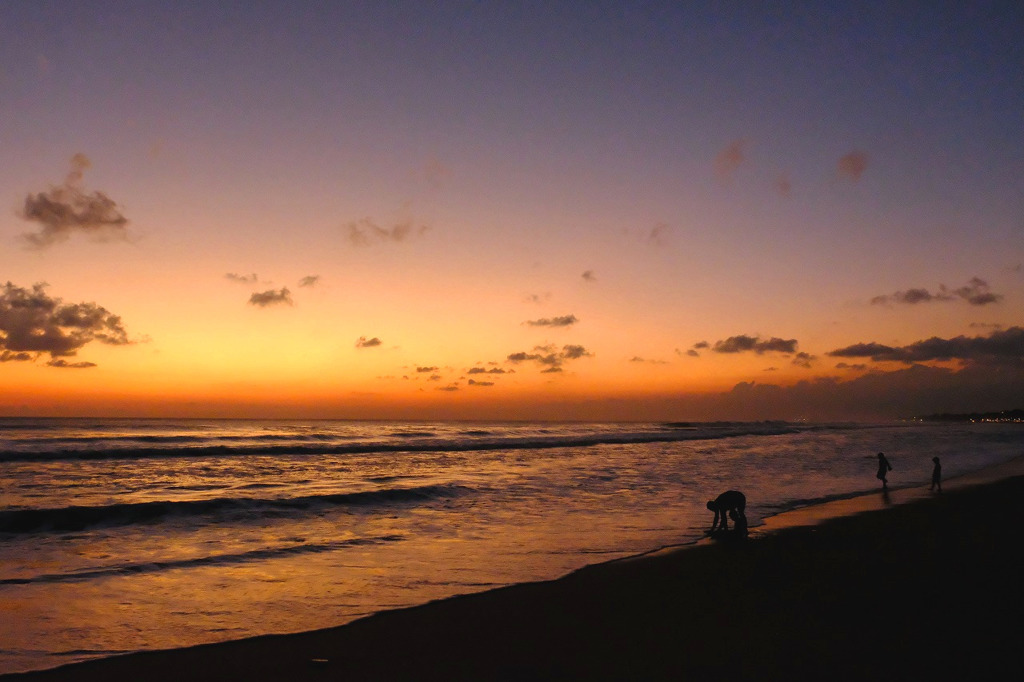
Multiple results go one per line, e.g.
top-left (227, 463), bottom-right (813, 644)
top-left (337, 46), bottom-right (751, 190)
top-left (9, 464), bottom-right (1024, 681)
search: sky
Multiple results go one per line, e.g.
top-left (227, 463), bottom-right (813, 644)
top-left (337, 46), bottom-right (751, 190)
top-left (1, 1), bottom-right (1022, 421)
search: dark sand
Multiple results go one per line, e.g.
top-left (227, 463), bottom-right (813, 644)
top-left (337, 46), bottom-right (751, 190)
top-left (8, 462), bottom-right (1023, 681)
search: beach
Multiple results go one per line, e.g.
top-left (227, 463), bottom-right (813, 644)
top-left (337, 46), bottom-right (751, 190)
top-left (8, 457), bottom-right (1021, 681)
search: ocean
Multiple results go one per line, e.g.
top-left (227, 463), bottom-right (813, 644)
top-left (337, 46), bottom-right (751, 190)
top-left (1, 418), bottom-right (1022, 674)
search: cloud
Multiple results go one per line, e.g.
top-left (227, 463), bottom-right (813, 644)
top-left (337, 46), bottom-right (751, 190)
top-left (524, 314), bottom-right (578, 328)
top-left (422, 157), bottom-right (452, 189)
top-left (345, 218), bottom-right (428, 246)
top-left (646, 223), bottom-right (670, 246)
top-left (581, 270), bottom-right (597, 282)
top-left (774, 173), bottom-right (792, 197)
top-left (525, 292), bottom-right (552, 304)
top-left (506, 343), bottom-right (593, 372)
top-left (0, 281), bottom-right (132, 365)
top-left (226, 273), bottom-right (259, 284)
top-left (665, 362), bottom-right (1024, 421)
top-left (356, 336), bottom-right (383, 348)
top-left (20, 154), bottom-right (130, 248)
top-left (467, 367), bottom-right (509, 374)
top-left (715, 139), bottom-right (746, 183)
top-left (837, 151), bottom-right (868, 182)
top-left (248, 288), bottom-right (293, 307)
top-left (835, 362), bottom-right (868, 371)
top-left (792, 352), bottom-right (817, 369)
top-left (436, 384), bottom-right (459, 392)
top-left (416, 366), bottom-right (439, 373)
top-left (630, 356), bottom-right (670, 365)
top-left (870, 277), bottom-right (1003, 307)
top-left (467, 379), bottom-right (495, 387)
top-left (712, 335), bottom-right (799, 354)
top-left (827, 327), bottom-right (1024, 366)
top-left (298, 275), bottom-right (320, 288)
top-left (47, 359), bottom-right (97, 369)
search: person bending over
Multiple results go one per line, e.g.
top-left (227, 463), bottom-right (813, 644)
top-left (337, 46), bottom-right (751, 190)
top-left (707, 490), bottom-right (746, 532)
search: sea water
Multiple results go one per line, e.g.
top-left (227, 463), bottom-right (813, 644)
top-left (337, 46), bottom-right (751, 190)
top-left (1, 418), bottom-right (1021, 673)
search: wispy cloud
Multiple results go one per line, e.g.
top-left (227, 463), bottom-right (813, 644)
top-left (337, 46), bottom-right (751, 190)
top-left (715, 139), bottom-right (746, 183)
top-left (837, 151), bottom-right (868, 182)
top-left (226, 273), bottom-right (260, 284)
top-left (630, 356), bottom-right (670, 365)
top-left (0, 281), bottom-right (133, 366)
top-left (524, 314), bottom-right (578, 328)
top-left (20, 154), bottom-right (130, 248)
top-left (297, 275), bottom-right (320, 288)
top-left (345, 217), bottom-right (429, 246)
top-left (870, 277), bottom-right (1003, 307)
top-left (422, 157), bottom-right (452, 189)
top-left (827, 327), bottom-right (1024, 366)
top-left (467, 379), bottom-right (495, 387)
top-left (581, 270), bottom-right (597, 283)
top-left (356, 336), bottom-right (383, 348)
top-left (248, 288), bottom-right (293, 307)
top-left (774, 173), bottom-right (792, 197)
top-left (524, 292), bottom-right (552, 305)
top-left (646, 223), bottom-right (670, 246)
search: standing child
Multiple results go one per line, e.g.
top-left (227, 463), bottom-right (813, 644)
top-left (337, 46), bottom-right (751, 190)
top-left (931, 456), bottom-right (942, 492)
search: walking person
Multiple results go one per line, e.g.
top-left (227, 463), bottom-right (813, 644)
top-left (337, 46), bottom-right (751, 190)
top-left (876, 452), bottom-right (892, 490)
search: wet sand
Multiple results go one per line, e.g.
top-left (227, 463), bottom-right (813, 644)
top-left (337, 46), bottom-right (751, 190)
top-left (8, 458), bottom-right (1023, 681)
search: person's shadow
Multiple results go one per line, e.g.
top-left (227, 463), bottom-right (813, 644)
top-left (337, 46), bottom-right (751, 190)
top-left (881, 488), bottom-right (892, 507)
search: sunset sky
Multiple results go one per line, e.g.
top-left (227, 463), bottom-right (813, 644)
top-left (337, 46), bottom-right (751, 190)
top-left (2, 1), bottom-right (1022, 421)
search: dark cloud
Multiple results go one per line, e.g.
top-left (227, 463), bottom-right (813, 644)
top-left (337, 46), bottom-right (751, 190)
top-left (506, 343), bottom-right (592, 372)
top-left (47, 359), bottom-right (97, 369)
top-left (226, 273), bottom-right (259, 284)
top-left (827, 327), bottom-right (1024, 366)
top-left (0, 281), bottom-right (132, 366)
top-left (581, 270), bottom-right (597, 282)
top-left (870, 277), bottom-right (1002, 307)
top-left (436, 384), bottom-right (459, 392)
top-left (792, 352), bottom-right (817, 369)
top-left (345, 218), bottom-right (428, 246)
top-left (712, 335), bottom-right (799, 354)
top-left (248, 288), bottom-right (293, 307)
top-left (298, 275), bottom-right (320, 288)
top-left (715, 139), bottom-right (746, 183)
top-left (467, 367), bottom-right (509, 374)
top-left (356, 336), bottom-right (383, 348)
top-left (835, 362), bottom-right (868, 371)
top-left (468, 379), bottom-right (494, 387)
top-left (686, 349), bottom-right (700, 358)
top-left (20, 154), bottom-right (130, 248)
top-left (428, 374), bottom-right (443, 382)
top-left (525, 314), bottom-right (578, 328)
top-left (837, 151), bottom-right (868, 182)
top-left (416, 366), bottom-right (439, 373)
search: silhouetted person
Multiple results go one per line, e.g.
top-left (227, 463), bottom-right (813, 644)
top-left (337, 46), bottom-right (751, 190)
top-left (931, 456), bottom-right (942, 492)
top-left (876, 452), bottom-right (892, 490)
top-left (707, 490), bottom-right (746, 532)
